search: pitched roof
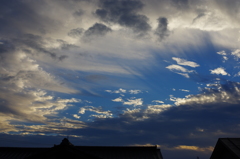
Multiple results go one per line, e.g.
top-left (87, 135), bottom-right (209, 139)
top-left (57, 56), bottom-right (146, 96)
top-left (0, 138), bottom-right (163, 159)
top-left (210, 138), bottom-right (240, 159)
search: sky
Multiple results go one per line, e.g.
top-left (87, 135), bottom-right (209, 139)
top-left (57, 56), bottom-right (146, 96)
top-left (0, 0), bottom-right (240, 158)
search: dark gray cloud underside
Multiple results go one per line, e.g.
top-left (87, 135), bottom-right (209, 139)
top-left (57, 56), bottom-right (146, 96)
top-left (14, 34), bottom-right (59, 59)
top-left (84, 23), bottom-right (112, 37)
top-left (73, 9), bottom-right (84, 17)
top-left (0, 0), bottom-right (51, 36)
top-left (68, 28), bottom-right (84, 38)
top-left (95, 0), bottom-right (151, 34)
top-left (0, 34), bottom-right (73, 61)
top-left (192, 13), bottom-right (205, 24)
top-left (155, 17), bottom-right (170, 41)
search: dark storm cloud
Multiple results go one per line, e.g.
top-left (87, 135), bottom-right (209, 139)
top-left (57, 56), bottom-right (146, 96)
top-left (68, 28), bottom-right (84, 38)
top-left (73, 9), bottom-right (84, 17)
top-left (0, 40), bottom-right (15, 54)
top-left (56, 39), bottom-right (79, 51)
top-left (192, 13), bottom-right (206, 24)
top-left (170, 0), bottom-right (190, 10)
top-left (59, 55), bottom-right (68, 61)
top-left (1, 34), bottom-right (75, 61)
top-left (16, 34), bottom-right (57, 59)
top-left (84, 23), bottom-right (112, 37)
top-left (0, 0), bottom-right (76, 61)
top-left (0, 0), bottom-right (52, 36)
top-left (155, 17), bottom-right (170, 41)
top-left (95, 0), bottom-right (151, 35)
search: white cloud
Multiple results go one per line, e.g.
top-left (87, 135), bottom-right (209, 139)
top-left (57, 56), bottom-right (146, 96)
top-left (210, 67), bottom-right (229, 76)
top-left (152, 100), bottom-right (164, 104)
top-left (166, 64), bottom-right (194, 78)
top-left (166, 64), bottom-right (190, 73)
top-left (172, 57), bottom-right (199, 67)
top-left (196, 128), bottom-right (204, 132)
top-left (115, 88), bottom-right (127, 93)
top-left (232, 49), bottom-right (240, 57)
top-left (166, 64), bottom-right (196, 79)
top-left (122, 108), bottom-right (143, 121)
top-left (107, 89), bottom-right (142, 95)
top-left (122, 104), bottom-right (172, 121)
top-left (170, 95), bottom-right (183, 103)
top-left (84, 100), bottom-right (92, 104)
top-left (112, 97), bottom-right (123, 102)
top-left (57, 98), bottom-right (81, 103)
top-left (129, 90), bottom-right (142, 94)
top-left (105, 88), bottom-right (127, 94)
top-left (145, 104), bottom-right (172, 114)
top-left (0, 86), bottom-right (82, 133)
top-left (179, 89), bottom-right (190, 92)
top-left (0, 51), bottom-right (77, 94)
top-left (90, 114), bottom-right (113, 119)
top-left (171, 83), bottom-right (240, 106)
top-left (79, 106), bottom-right (113, 118)
top-left (123, 98), bottom-right (143, 107)
top-left (73, 114), bottom-right (81, 119)
top-left (232, 49), bottom-right (240, 60)
top-left (217, 50), bottom-right (227, 55)
top-left (223, 56), bottom-right (228, 61)
top-left (176, 72), bottom-right (190, 78)
top-left (123, 108), bottom-right (141, 114)
top-left (217, 50), bottom-right (228, 62)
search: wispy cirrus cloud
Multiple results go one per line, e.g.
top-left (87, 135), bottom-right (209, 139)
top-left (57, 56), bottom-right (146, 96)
top-left (166, 65), bottom-right (192, 73)
top-left (172, 57), bottom-right (200, 68)
top-left (166, 64), bottom-right (195, 78)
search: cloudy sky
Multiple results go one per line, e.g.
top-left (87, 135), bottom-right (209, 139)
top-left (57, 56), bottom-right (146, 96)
top-left (1, 0), bottom-right (240, 158)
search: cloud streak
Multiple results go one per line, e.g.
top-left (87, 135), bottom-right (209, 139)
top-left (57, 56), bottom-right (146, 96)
top-left (172, 57), bottom-right (200, 68)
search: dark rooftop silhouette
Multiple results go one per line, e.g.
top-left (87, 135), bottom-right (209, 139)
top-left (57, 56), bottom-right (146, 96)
top-left (59, 138), bottom-right (74, 146)
top-left (0, 138), bottom-right (163, 159)
top-left (210, 138), bottom-right (240, 159)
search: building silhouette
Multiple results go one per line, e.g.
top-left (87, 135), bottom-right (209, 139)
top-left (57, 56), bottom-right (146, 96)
top-left (0, 138), bottom-right (163, 159)
top-left (210, 138), bottom-right (240, 159)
